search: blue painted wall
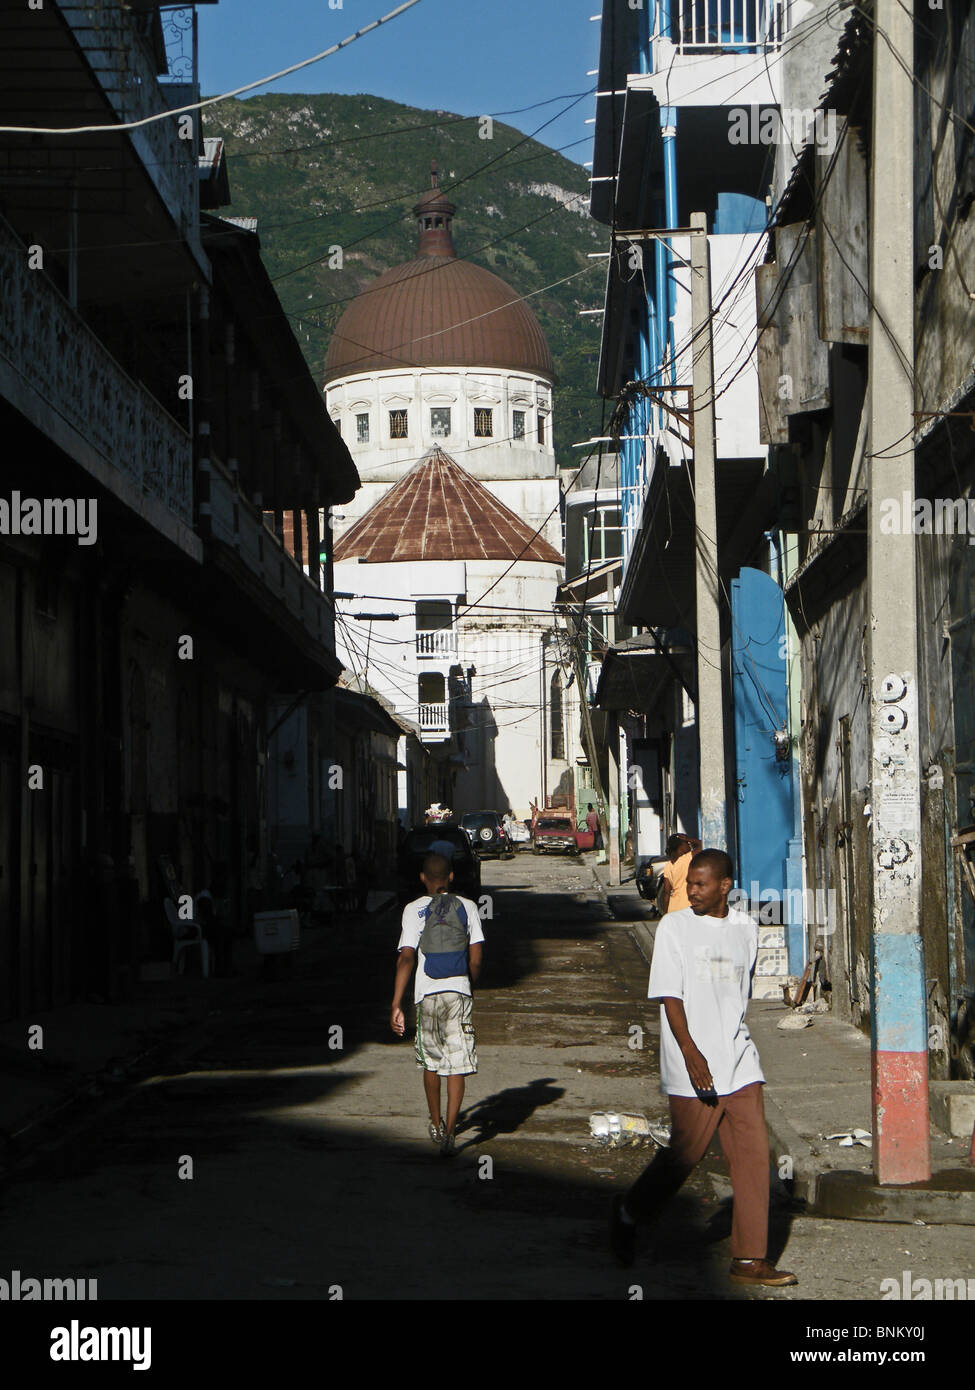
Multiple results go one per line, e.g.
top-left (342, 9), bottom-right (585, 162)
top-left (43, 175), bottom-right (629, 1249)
top-left (730, 568), bottom-right (794, 919)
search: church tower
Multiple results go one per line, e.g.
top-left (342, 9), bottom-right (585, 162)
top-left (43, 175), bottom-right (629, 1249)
top-left (326, 165), bottom-right (571, 821)
top-left (324, 162), bottom-right (560, 552)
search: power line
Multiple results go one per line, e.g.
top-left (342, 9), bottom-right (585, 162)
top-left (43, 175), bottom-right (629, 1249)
top-left (0, 1), bottom-right (425, 135)
top-left (268, 86), bottom-right (595, 284)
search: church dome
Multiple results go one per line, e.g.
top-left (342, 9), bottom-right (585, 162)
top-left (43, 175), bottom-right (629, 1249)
top-left (323, 163), bottom-right (555, 385)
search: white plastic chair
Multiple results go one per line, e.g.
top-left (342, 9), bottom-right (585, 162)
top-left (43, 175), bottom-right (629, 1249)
top-left (163, 898), bottom-right (210, 978)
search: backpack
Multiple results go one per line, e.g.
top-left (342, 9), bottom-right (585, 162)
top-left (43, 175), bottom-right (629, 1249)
top-left (418, 893), bottom-right (470, 979)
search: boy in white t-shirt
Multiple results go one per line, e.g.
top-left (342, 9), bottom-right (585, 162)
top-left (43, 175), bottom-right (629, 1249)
top-left (391, 853), bottom-right (484, 1156)
top-left (610, 849), bottom-right (797, 1288)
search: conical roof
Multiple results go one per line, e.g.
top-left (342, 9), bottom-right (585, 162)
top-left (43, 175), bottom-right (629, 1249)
top-left (333, 447), bottom-right (563, 565)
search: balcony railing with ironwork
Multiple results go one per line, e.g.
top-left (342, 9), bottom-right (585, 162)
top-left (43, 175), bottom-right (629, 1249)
top-left (418, 703), bottom-right (450, 738)
top-left (671, 0), bottom-right (787, 52)
top-left (416, 629), bottom-right (458, 659)
top-left (0, 212), bottom-right (192, 525)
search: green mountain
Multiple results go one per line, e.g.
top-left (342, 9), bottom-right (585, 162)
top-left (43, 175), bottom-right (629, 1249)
top-left (209, 92), bottom-right (605, 465)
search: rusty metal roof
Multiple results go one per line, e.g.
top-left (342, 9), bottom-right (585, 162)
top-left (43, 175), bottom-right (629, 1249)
top-left (324, 255), bottom-right (555, 382)
top-left (323, 171), bottom-right (555, 383)
top-left (333, 447), bottom-right (563, 565)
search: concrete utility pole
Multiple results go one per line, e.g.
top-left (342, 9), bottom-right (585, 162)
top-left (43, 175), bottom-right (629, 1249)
top-left (689, 211), bottom-right (727, 851)
top-left (867, 0), bottom-right (930, 1184)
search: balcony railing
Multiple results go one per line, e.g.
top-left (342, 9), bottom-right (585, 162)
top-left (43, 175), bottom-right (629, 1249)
top-left (673, 0), bottom-right (787, 52)
top-left (0, 213), bottom-right (192, 524)
top-left (418, 703), bottom-right (450, 737)
top-left (416, 629), bottom-right (458, 659)
top-left (59, 2), bottom-right (199, 245)
top-left (210, 462), bottom-right (334, 652)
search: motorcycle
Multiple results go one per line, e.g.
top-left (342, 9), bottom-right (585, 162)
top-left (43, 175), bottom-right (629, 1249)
top-left (635, 855), bottom-right (669, 913)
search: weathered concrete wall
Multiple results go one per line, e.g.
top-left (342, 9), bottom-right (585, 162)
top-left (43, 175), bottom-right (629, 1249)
top-left (798, 571), bottom-right (870, 1025)
top-left (915, 5), bottom-right (975, 416)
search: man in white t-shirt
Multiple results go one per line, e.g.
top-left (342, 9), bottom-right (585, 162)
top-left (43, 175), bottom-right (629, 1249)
top-left (391, 853), bottom-right (484, 1156)
top-left (610, 849), bottom-right (797, 1287)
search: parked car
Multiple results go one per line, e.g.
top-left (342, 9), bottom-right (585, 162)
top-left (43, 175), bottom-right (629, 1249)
top-left (460, 810), bottom-right (513, 860)
top-left (503, 813), bottom-right (532, 847)
top-left (532, 815), bottom-right (580, 856)
top-left (396, 825), bottom-right (482, 906)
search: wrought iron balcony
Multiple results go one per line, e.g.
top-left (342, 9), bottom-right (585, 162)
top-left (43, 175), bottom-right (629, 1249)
top-left (418, 702), bottom-right (450, 739)
top-left (416, 629), bottom-right (458, 659)
top-left (0, 212), bottom-right (192, 526)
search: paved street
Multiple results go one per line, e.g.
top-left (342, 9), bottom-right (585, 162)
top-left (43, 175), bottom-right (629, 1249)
top-left (1, 854), bottom-right (972, 1301)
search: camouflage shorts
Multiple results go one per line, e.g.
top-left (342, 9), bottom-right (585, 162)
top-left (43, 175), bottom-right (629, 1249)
top-left (414, 991), bottom-right (477, 1076)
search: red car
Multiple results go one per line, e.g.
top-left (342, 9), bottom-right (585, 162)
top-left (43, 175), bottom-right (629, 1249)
top-left (532, 815), bottom-right (580, 856)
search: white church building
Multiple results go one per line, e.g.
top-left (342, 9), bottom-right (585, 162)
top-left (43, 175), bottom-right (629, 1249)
top-left (324, 165), bottom-right (577, 821)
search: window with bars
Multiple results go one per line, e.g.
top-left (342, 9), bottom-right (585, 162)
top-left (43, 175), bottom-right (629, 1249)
top-left (356, 413), bottom-right (370, 444)
top-left (474, 407), bottom-right (493, 438)
top-left (512, 409), bottom-right (526, 440)
top-left (389, 408), bottom-right (408, 439)
top-left (430, 407), bottom-right (451, 438)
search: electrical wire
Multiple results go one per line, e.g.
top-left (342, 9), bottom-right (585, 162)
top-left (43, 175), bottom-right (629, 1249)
top-left (0, 1), bottom-right (426, 135)
top-left (269, 87), bottom-right (595, 284)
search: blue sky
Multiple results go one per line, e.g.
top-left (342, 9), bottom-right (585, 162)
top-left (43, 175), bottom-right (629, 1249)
top-left (197, 0), bottom-right (600, 164)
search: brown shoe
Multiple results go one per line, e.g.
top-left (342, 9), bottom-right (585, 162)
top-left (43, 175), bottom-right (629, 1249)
top-left (729, 1258), bottom-right (798, 1287)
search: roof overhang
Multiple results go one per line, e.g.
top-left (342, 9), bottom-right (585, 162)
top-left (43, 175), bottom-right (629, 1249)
top-left (558, 557), bottom-right (621, 603)
top-left (617, 454), bottom-right (771, 630)
top-left (202, 214), bottom-right (359, 506)
top-left (589, 0), bottom-right (647, 225)
top-left (592, 635), bottom-right (695, 712)
top-left (333, 687), bottom-right (404, 739)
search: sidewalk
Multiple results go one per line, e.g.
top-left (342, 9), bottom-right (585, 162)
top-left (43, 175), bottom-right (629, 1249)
top-left (587, 857), bottom-right (975, 1226)
top-left (0, 890), bottom-right (397, 1172)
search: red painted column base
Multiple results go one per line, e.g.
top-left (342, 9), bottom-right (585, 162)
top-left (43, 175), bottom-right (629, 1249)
top-left (871, 1051), bottom-right (931, 1186)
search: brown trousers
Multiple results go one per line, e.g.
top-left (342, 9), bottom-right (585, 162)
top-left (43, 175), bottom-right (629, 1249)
top-left (625, 1081), bottom-right (770, 1259)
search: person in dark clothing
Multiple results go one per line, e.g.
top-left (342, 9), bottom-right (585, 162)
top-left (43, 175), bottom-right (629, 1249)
top-left (196, 861), bottom-right (234, 977)
top-left (586, 803), bottom-right (603, 851)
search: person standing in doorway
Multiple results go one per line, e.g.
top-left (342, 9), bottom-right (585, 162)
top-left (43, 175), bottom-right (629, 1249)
top-left (609, 849), bottom-right (797, 1286)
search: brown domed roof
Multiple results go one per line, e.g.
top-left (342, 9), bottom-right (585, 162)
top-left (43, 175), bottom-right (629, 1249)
top-left (333, 447), bottom-right (563, 565)
top-left (323, 165), bottom-right (555, 384)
